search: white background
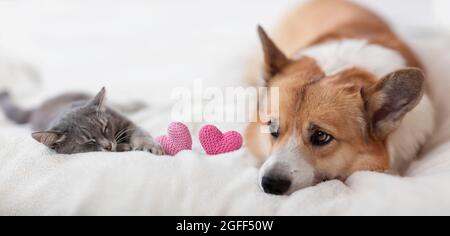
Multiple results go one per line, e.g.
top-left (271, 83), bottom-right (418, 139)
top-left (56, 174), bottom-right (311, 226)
top-left (0, 0), bottom-right (447, 105)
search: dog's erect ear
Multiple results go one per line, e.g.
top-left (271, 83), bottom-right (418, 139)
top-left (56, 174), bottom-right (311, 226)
top-left (32, 131), bottom-right (66, 149)
top-left (363, 68), bottom-right (425, 139)
top-left (88, 87), bottom-right (107, 112)
top-left (258, 26), bottom-right (291, 82)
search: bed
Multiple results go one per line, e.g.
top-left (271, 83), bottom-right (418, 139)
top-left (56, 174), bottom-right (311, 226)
top-left (0, 0), bottom-right (449, 215)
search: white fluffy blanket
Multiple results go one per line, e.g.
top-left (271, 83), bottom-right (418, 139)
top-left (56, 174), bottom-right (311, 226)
top-left (1, 0), bottom-right (450, 215)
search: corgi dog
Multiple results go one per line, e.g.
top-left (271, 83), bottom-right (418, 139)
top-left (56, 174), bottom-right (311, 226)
top-left (245, 0), bottom-right (435, 195)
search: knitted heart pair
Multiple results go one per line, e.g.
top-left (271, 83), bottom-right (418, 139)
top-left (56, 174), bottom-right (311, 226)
top-left (155, 122), bottom-right (243, 156)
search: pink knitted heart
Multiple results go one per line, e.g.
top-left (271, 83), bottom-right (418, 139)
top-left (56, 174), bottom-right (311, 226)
top-left (199, 125), bottom-right (243, 155)
top-left (156, 122), bottom-right (192, 156)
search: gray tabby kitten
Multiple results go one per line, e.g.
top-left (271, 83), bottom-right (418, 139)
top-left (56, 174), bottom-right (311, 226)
top-left (0, 87), bottom-right (164, 155)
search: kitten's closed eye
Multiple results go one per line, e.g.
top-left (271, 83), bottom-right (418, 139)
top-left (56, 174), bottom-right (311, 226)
top-left (86, 139), bottom-right (97, 145)
top-left (103, 125), bottom-right (109, 135)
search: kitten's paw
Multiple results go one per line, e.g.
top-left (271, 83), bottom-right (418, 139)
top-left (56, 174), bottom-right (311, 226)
top-left (149, 145), bottom-right (165, 156)
top-left (135, 142), bottom-right (165, 156)
top-left (117, 143), bottom-right (132, 152)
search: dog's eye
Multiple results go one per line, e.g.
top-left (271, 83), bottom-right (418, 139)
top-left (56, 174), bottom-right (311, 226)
top-left (310, 130), bottom-right (334, 146)
top-left (268, 120), bottom-right (280, 139)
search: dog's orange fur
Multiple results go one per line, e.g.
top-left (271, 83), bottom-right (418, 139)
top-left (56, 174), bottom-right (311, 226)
top-left (246, 0), bottom-right (424, 179)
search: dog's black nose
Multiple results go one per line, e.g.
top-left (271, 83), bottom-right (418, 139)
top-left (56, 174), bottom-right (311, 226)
top-left (261, 176), bottom-right (291, 195)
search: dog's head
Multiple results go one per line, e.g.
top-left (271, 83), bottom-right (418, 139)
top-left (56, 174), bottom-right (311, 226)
top-left (254, 27), bottom-right (425, 195)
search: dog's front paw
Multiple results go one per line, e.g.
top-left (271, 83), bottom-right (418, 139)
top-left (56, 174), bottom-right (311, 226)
top-left (134, 142), bottom-right (165, 156)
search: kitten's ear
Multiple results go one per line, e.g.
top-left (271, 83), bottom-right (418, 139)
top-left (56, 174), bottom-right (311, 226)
top-left (258, 26), bottom-right (291, 82)
top-left (89, 87), bottom-right (107, 112)
top-left (32, 131), bottom-right (66, 149)
top-left (363, 68), bottom-right (425, 139)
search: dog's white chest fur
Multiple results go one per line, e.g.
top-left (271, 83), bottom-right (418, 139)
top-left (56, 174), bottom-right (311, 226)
top-left (295, 39), bottom-right (407, 78)
top-left (294, 39), bottom-right (435, 171)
